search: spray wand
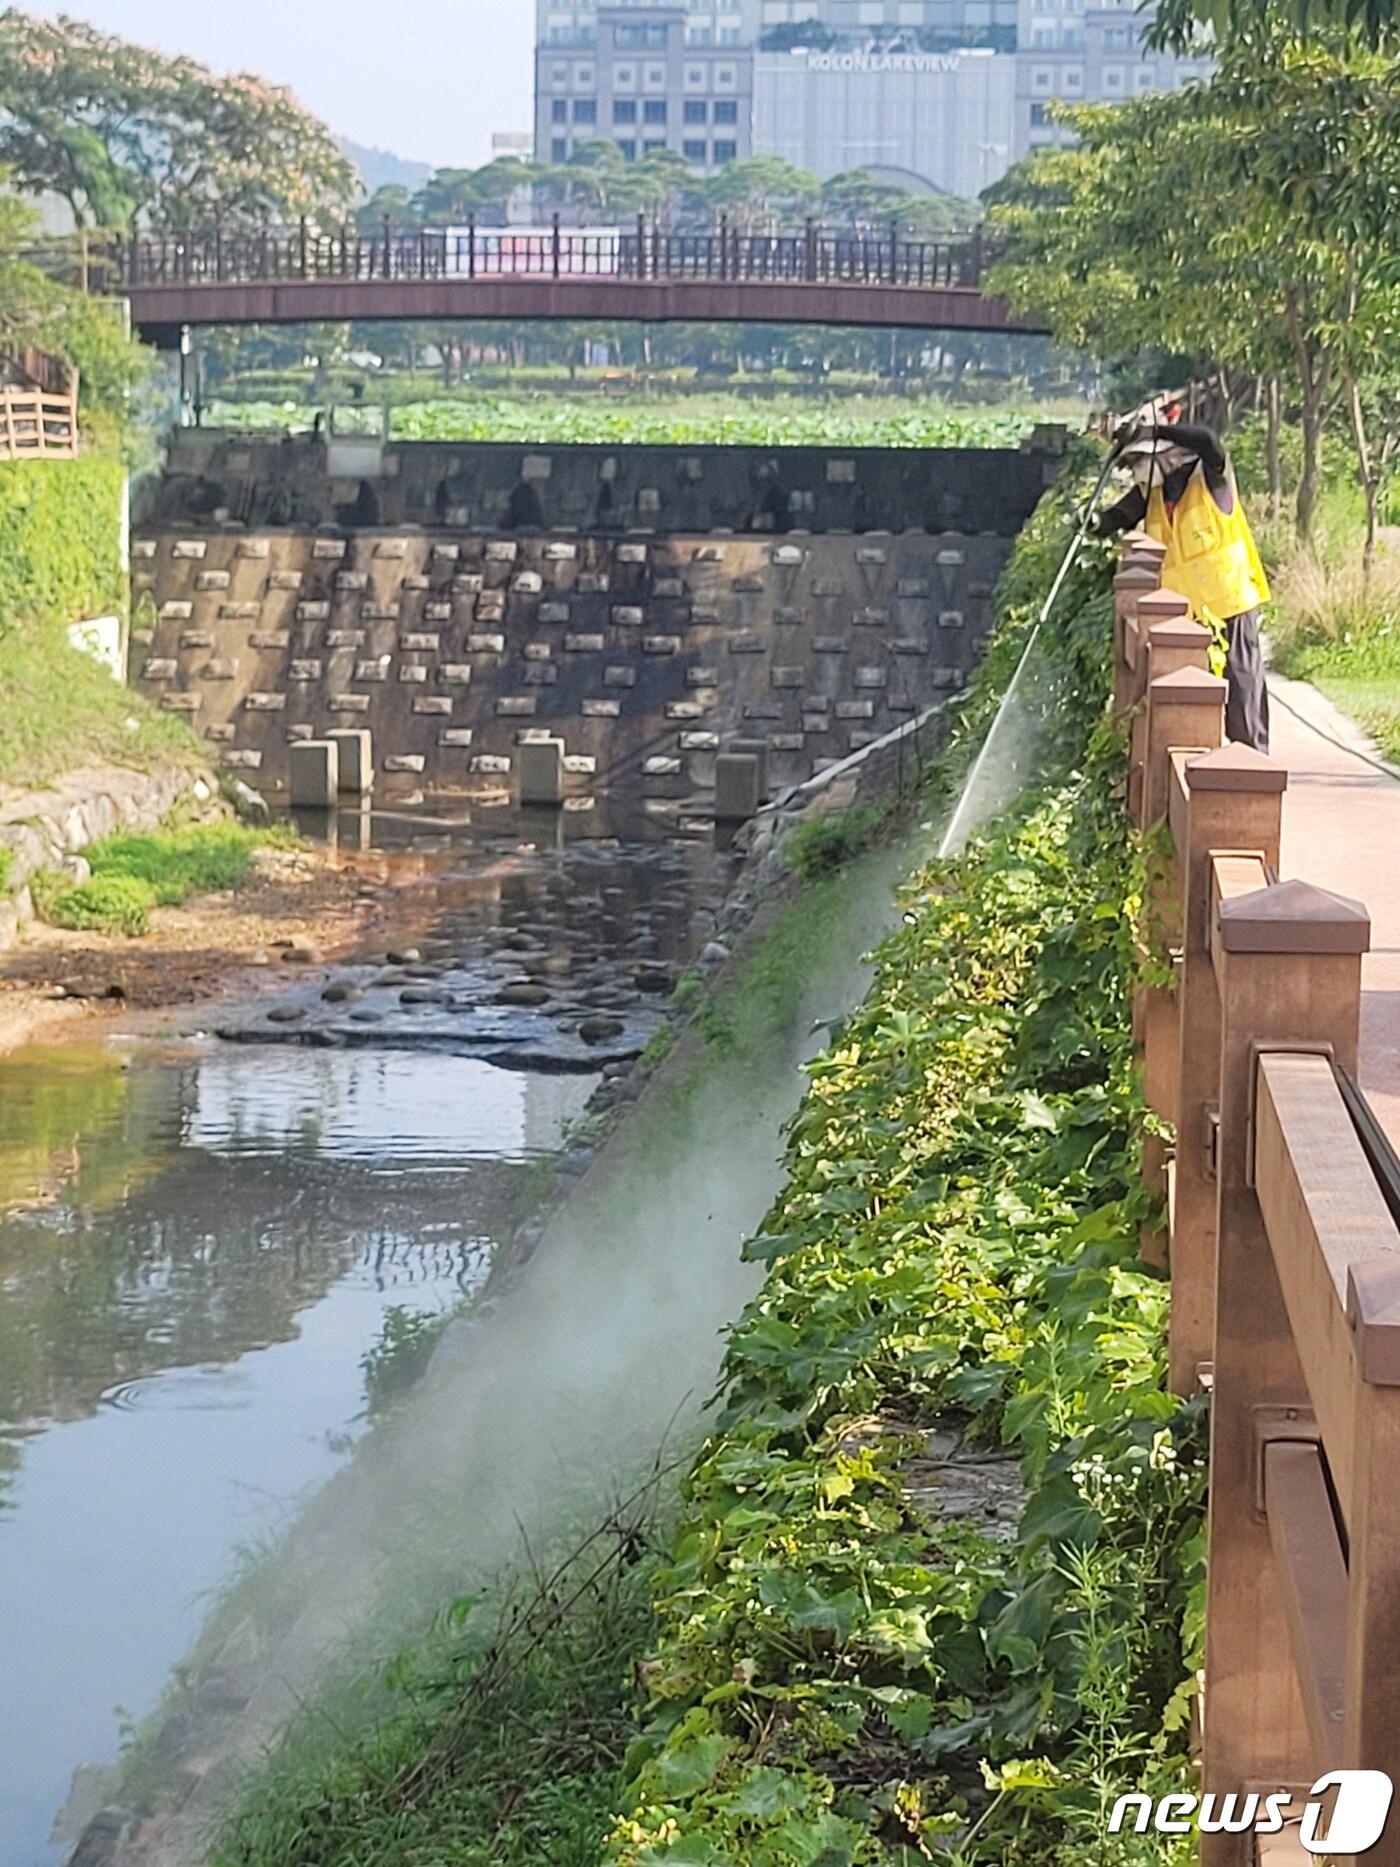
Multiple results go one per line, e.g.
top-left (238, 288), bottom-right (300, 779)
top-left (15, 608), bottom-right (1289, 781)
top-left (937, 437), bottom-right (1125, 858)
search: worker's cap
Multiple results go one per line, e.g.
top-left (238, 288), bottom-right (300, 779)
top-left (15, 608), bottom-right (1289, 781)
top-left (1119, 435), bottom-right (1179, 461)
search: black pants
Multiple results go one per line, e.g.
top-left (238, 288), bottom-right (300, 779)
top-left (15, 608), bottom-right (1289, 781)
top-left (1226, 608), bottom-right (1270, 754)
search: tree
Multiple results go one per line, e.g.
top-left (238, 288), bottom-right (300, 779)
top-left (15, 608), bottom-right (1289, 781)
top-left (987, 43), bottom-right (1400, 540)
top-left (0, 10), bottom-right (355, 231)
top-left (701, 156), bottom-right (820, 232)
top-left (0, 183), bottom-right (148, 444)
top-left (355, 185), bottom-right (413, 235)
top-left (821, 169), bottom-right (918, 231)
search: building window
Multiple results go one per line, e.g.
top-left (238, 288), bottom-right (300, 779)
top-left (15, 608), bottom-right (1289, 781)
top-left (552, 98), bottom-right (568, 123)
top-left (644, 98), bottom-right (668, 124)
top-left (713, 98), bottom-right (738, 123)
top-left (715, 64), bottom-right (737, 87)
top-left (713, 138), bottom-right (737, 163)
top-left (1029, 101), bottom-right (1049, 124)
top-left (575, 65), bottom-right (594, 88)
top-left (683, 138), bottom-right (708, 163)
top-left (613, 98), bottom-right (638, 123)
top-left (644, 138), bottom-right (667, 153)
top-left (1062, 66), bottom-right (1083, 88)
top-left (616, 137), bottom-right (637, 158)
top-left (552, 137), bottom-right (569, 161)
top-left (615, 21), bottom-right (667, 48)
top-left (644, 62), bottom-right (667, 88)
top-left (613, 63), bottom-right (636, 89)
top-left (573, 97), bottom-right (597, 122)
top-left (684, 63), bottom-right (707, 88)
top-left (684, 99), bottom-right (707, 123)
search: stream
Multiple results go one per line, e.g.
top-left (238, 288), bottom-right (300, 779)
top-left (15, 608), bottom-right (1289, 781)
top-left (0, 804), bottom-right (734, 1866)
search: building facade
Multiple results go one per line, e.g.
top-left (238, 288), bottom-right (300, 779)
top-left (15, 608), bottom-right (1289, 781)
top-left (535, 4), bottom-right (756, 171)
top-left (1012, 0), bottom-right (1210, 161)
top-left (754, 47), bottom-right (1016, 200)
top-left (757, 0), bottom-right (1015, 46)
top-left (534, 0), bottom-right (1206, 193)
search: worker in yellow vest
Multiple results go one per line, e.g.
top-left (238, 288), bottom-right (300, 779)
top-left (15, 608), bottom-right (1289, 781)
top-left (1096, 416), bottom-right (1271, 752)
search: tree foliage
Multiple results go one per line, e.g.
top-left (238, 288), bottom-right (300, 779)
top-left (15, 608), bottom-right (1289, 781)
top-left (0, 184), bottom-right (148, 442)
top-left (987, 36), bottom-right (1400, 538)
top-left (0, 9), bottom-right (355, 231)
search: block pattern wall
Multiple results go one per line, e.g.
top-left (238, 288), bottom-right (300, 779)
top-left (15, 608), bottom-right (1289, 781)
top-left (145, 436), bottom-right (1052, 542)
top-left (131, 526), bottom-right (1015, 799)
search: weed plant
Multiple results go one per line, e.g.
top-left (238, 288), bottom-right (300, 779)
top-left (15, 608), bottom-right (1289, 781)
top-left (35, 823), bottom-right (282, 935)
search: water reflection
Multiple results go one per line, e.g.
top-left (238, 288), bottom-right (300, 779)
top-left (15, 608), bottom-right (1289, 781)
top-left (0, 1042), bottom-right (593, 1865)
top-left (0, 809), bottom-right (730, 1863)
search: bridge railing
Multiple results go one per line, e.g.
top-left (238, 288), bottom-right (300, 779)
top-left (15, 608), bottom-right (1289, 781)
top-left (1116, 540), bottom-right (1400, 1860)
top-left (112, 215), bottom-right (988, 294)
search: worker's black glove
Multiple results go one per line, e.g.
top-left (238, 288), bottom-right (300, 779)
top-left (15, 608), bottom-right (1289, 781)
top-left (1110, 417), bottom-right (1138, 458)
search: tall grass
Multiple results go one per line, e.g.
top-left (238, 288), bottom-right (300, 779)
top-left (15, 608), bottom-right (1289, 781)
top-left (1262, 491), bottom-right (1400, 761)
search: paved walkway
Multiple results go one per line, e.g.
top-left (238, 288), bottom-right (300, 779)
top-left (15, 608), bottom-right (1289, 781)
top-left (1269, 674), bottom-right (1400, 1146)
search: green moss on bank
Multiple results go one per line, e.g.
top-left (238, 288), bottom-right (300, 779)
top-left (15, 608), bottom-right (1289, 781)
top-left (0, 458), bottom-right (201, 791)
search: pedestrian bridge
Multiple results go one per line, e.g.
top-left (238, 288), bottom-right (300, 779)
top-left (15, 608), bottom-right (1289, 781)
top-left (112, 221), bottom-right (1048, 344)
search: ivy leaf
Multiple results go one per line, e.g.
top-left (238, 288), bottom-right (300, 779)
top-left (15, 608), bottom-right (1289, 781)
top-left (1020, 1090), bottom-right (1060, 1131)
top-left (1018, 1475), bottom-right (1103, 1553)
top-left (727, 1767), bottom-right (810, 1820)
top-left (655, 1734), bottom-right (734, 1800)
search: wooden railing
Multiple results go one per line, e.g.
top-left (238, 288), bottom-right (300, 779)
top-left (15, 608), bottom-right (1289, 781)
top-left (0, 351), bottom-right (78, 460)
top-left (1116, 536), bottom-right (1400, 1861)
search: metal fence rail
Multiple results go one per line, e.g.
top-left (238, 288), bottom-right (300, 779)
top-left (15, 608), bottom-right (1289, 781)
top-left (113, 216), bottom-right (989, 294)
top-left (1117, 535), bottom-right (1400, 1864)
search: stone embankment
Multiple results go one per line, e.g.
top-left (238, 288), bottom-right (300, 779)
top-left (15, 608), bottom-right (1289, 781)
top-left (0, 762), bottom-right (217, 951)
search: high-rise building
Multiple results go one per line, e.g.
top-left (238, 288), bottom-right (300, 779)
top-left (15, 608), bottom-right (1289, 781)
top-left (535, 3), bottom-right (755, 173)
top-left (533, 0), bottom-right (1206, 197)
top-left (1011, 0), bottom-right (1209, 161)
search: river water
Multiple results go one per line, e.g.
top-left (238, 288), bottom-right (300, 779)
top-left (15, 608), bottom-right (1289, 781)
top-left (0, 806), bottom-right (731, 1865)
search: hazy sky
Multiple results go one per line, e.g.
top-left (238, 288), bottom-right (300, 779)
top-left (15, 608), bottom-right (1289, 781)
top-left (29, 1), bottom-right (535, 171)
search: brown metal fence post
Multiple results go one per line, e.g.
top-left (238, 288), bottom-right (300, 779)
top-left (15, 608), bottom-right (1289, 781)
top-left (805, 216), bottom-right (817, 282)
top-left (637, 212), bottom-right (648, 281)
top-left (719, 213), bottom-right (728, 282)
top-left (1202, 878), bottom-right (1371, 1863)
top-left (552, 211), bottom-right (562, 279)
top-left (382, 214), bottom-right (392, 279)
top-left (1168, 747), bottom-right (1286, 1397)
top-left (1130, 594), bottom-right (1204, 804)
top-left (1141, 665), bottom-right (1226, 830)
top-left (298, 217), bottom-right (308, 279)
top-left (468, 213), bottom-right (477, 280)
top-left (1113, 564), bottom-right (1160, 718)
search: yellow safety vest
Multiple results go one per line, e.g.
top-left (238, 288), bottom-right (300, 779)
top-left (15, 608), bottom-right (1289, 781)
top-left (1144, 466), bottom-right (1271, 621)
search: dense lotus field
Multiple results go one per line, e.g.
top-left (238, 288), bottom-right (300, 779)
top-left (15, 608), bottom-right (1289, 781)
top-left (203, 393), bottom-right (1041, 451)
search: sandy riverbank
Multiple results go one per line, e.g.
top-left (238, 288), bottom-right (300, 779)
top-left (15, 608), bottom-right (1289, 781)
top-left (0, 842), bottom-right (411, 1060)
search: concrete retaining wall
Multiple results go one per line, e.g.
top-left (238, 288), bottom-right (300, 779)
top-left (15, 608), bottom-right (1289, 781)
top-left (131, 525), bottom-right (1017, 803)
top-left (145, 434), bottom-right (1053, 540)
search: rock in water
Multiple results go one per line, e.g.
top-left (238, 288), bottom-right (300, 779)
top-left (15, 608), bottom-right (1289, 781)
top-left (579, 1015), bottom-right (625, 1045)
top-left (497, 983), bottom-right (552, 1007)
